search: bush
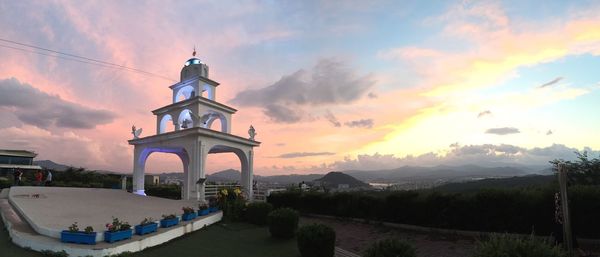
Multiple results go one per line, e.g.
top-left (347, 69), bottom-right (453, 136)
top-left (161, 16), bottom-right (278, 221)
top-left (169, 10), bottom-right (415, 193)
top-left (297, 223), bottom-right (336, 257)
top-left (474, 234), bottom-right (566, 257)
top-left (266, 185), bottom-right (600, 238)
top-left (145, 185), bottom-right (181, 200)
top-left (363, 238), bottom-right (416, 257)
top-left (40, 250), bottom-right (68, 257)
top-left (0, 177), bottom-right (11, 189)
top-left (245, 202), bottom-right (273, 225)
top-left (218, 188), bottom-right (246, 221)
top-left (268, 208), bottom-right (299, 238)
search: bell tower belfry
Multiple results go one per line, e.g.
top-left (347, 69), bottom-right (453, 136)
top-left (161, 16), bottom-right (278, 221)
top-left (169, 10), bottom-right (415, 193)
top-left (129, 51), bottom-right (260, 201)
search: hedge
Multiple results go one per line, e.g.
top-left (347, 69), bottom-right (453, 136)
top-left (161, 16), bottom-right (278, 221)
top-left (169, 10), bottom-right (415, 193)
top-left (268, 185), bottom-right (600, 238)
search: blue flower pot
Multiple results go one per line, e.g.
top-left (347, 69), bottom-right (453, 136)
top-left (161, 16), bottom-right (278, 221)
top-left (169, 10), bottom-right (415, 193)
top-left (198, 209), bottom-right (210, 216)
top-left (209, 206), bottom-right (218, 212)
top-left (104, 229), bottom-right (132, 243)
top-left (160, 217), bottom-right (179, 228)
top-left (134, 223), bottom-right (158, 235)
top-left (182, 212), bottom-right (197, 221)
top-left (61, 231), bottom-right (97, 245)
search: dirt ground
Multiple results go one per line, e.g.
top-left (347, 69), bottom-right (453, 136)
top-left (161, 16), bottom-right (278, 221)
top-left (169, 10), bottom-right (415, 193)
top-left (301, 216), bottom-right (600, 257)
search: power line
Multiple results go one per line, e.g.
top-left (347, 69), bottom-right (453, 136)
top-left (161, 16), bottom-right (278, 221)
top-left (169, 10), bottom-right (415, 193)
top-left (0, 38), bottom-right (177, 82)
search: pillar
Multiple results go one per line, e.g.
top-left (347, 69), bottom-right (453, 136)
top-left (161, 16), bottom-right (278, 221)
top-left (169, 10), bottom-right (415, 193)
top-left (241, 149), bottom-right (253, 201)
top-left (132, 146), bottom-right (146, 196)
top-left (199, 142), bottom-right (207, 201)
top-left (247, 149), bottom-right (254, 201)
top-left (184, 140), bottom-right (205, 201)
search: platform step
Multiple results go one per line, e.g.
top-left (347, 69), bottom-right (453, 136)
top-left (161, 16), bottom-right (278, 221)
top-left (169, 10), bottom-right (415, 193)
top-left (335, 247), bottom-right (361, 257)
top-left (0, 198), bottom-right (37, 235)
top-left (0, 188), bottom-right (9, 199)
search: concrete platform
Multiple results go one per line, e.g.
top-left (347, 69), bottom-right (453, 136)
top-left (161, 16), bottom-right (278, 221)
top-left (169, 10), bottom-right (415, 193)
top-left (1, 187), bottom-right (222, 257)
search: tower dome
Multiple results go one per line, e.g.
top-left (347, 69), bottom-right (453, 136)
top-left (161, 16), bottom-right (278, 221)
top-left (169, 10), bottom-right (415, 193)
top-left (184, 57), bottom-right (203, 66)
top-left (180, 50), bottom-right (209, 81)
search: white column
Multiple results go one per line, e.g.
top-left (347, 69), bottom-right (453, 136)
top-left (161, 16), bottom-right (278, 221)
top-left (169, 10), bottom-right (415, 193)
top-left (132, 146), bottom-right (146, 196)
top-left (199, 142), bottom-right (207, 201)
top-left (247, 149), bottom-right (254, 201)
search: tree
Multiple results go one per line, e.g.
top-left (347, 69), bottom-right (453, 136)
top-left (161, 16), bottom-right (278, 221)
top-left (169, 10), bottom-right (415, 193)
top-left (551, 151), bottom-right (600, 185)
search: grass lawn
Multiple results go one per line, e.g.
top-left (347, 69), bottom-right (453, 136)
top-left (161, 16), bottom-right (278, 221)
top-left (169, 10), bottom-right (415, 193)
top-left (131, 222), bottom-right (300, 257)
top-left (0, 219), bottom-right (300, 257)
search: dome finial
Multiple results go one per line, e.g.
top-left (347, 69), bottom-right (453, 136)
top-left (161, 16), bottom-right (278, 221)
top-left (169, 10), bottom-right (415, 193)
top-left (192, 46), bottom-right (196, 57)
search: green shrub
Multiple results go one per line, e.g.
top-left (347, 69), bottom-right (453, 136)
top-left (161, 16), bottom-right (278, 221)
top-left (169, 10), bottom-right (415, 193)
top-left (363, 238), bottom-right (416, 257)
top-left (217, 188), bottom-right (247, 221)
top-left (0, 177), bottom-right (11, 189)
top-left (145, 184), bottom-right (181, 200)
top-left (474, 234), bottom-right (566, 257)
top-left (297, 223), bottom-right (336, 257)
top-left (268, 208), bottom-right (299, 238)
top-left (40, 250), bottom-right (68, 257)
top-left (245, 202), bottom-right (273, 225)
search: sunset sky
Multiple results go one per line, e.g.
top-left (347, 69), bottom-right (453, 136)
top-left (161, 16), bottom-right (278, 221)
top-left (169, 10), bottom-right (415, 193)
top-left (1, 1), bottom-right (599, 175)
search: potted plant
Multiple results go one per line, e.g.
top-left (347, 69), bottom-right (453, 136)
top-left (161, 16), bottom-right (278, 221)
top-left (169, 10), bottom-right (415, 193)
top-left (208, 197), bottom-right (219, 212)
top-left (134, 217), bottom-right (158, 235)
top-left (104, 217), bottom-right (133, 243)
top-left (160, 214), bottom-right (179, 228)
top-left (198, 203), bottom-right (209, 216)
top-left (182, 206), bottom-right (197, 221)
top-left (60, 222), bottom-right (97, 245)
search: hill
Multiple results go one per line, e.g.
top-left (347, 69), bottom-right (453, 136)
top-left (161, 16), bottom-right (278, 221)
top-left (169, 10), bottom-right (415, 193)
top-left (432, 174), bottom-right (556, 193)
top-left (33, 160), bottom-right (71, 171)
top-left (314, 171), bottom-right (370, 189)
top-left (344, 164), bottom-right (551, 184)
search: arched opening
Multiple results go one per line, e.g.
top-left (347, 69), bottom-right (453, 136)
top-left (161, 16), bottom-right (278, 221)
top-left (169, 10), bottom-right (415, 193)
top-left (207, 116), bottom-right (222, 132)
top-left (206, 145), bottom-right (250, 199)
top-left (136, 147), bottom-right (189, 199)
top-left (206, 153), bottom-right (240, 183)
top-left (200, 112), bottom-right (228, 133)
top-left (175, 85), bottom-right (196, 103)
top-left (178, 109), bottom-right (194, 130)
top-left (159, 114), bottom-right (174, 133)
top-left (202, 84), bottom-right (214, 100)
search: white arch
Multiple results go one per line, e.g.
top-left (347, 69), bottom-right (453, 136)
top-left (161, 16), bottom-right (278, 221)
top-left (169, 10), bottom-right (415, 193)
top-left (207, 145), bottom-right (251, 199)
top-left (178, 109), bottom-right (194, 129)
top-left (199, 112), bottom-right (228, 133)
top-left (174, 85), bottom-right (196, 103)
top-left (159, 114), bottom-right (173, 134)
top-left (203, 84), bottom-right (215, 100)
top-left (134, 147), bottom-right (189, 196)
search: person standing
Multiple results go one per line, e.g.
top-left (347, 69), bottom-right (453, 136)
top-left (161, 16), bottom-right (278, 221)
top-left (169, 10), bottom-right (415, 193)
top-left (45, 170), bottom-right (52, 186)
top-left (12, 169), bottom-right (21, 186)
top-left (13, 169), bottom-right (23, 186)
top-left (34, 170), bottom-right (43, 186)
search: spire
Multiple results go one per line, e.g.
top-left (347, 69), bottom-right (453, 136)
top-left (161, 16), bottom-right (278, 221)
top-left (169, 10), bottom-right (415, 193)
top-left (192, 46), bottom-right (196, 57)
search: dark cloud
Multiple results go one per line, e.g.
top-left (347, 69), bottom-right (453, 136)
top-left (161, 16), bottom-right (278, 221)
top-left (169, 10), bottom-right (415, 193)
top-left (275, 152), bottom-right (336, 158)
top-left (344, 119), bottom-right (374, 128)
top-left (477, 110), bottom-right (492, 118)
top-left (324, 110), bottom-right (341, 127)
top-left (275, 143), bottom-right (286, 147)
top-left (368, 92), bottom-right (378, 98)
top-left (0, 78), bottom-right (116, 129)
top-left (538, 77), bottom-right (563, 88)
top-left (230, 58), bottom-right (375, 123)
top-left (330, 144), bottom-right (600, 171)
top-left (485, 127), bottom-right (520, 135)
top-left (264, 104), bottom-right (303, 123)
top-left (546, 130), bottom-right (553, 135)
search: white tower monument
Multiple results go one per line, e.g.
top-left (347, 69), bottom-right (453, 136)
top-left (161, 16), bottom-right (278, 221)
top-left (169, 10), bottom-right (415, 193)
top-left (128, 51), bottom-right (260, 201)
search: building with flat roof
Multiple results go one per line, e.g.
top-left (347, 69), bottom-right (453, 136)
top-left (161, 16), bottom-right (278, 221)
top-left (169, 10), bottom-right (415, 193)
top-left (0, 149), bottom-right (42, 176)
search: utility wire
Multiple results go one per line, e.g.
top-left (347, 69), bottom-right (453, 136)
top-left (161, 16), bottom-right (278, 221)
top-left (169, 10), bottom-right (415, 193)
top-left (0, 37), bottom-right (177, 82)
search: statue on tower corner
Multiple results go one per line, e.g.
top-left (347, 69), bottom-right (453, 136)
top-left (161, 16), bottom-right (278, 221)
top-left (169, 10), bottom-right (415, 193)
top-left (248, 125), bottom-right (257, 140)
top-left (132, 125), bottom-right (143, 139)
